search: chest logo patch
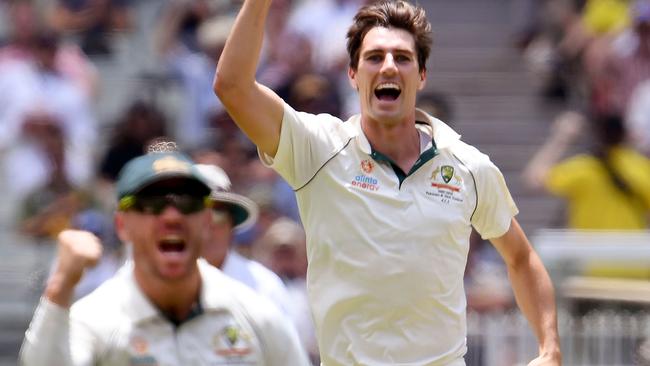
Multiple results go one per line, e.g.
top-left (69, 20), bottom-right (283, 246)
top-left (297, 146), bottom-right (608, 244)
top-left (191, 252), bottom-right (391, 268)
top-left (361, 159), bottom-right (375, 174)
top-left (428, 165), bottom-right (464, 204)
top-left (441, 165), bottom-right (454, 183)
top-left (351, 159), bottom-right (380, 191)
top-left (213, 324), bottom-right (254, 358)
top-left (129, 336), bottom-right (158, 366)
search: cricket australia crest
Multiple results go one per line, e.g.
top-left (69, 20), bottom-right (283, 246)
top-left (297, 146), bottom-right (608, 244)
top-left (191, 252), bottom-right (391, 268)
top-left (427, 164), bottom-right (464, 204)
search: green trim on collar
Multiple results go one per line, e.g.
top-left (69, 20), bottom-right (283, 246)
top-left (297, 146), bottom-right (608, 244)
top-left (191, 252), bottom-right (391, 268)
top-left (164, 299), bottom-right (204, 328)
top-left (370, 132), bottom-right (439, 186)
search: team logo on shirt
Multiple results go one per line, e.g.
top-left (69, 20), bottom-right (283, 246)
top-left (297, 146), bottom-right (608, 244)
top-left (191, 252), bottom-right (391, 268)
top-left (351, 160), bottom-right (380, 191)
top-left (441, 165), bottom-right (454, 183)
top-left (428, 165), bottom-right (464, 204)
top-left (213, 324), bottom-right (253, 358)
top-left (430, 165), bottom-right (462, 192)
top-left (129, 336), bottom-right (158, 366)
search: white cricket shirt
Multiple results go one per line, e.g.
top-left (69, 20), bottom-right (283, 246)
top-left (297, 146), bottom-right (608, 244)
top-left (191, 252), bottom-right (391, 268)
top-left (20, 259), bottom-right (309, 366)
top-left (262, 103), bottom-right (518, 366)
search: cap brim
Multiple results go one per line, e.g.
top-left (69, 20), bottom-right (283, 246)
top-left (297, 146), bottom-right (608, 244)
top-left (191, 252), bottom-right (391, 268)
top-left (210, 192), bottom-right (259, 231)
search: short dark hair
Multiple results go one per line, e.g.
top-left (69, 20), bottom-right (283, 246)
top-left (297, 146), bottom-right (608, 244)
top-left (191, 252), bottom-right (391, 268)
top-left (346, 0), bottom-right (432, 72)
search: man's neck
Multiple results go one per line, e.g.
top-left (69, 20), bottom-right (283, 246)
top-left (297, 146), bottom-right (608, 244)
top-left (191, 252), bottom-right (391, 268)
top-left (362, 116), bottom-right (421, 173)
top-left (135, 267), bottom-right (202, 323)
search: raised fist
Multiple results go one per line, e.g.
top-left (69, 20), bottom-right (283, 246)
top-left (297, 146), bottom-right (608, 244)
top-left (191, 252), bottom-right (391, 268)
top-left (45, 230), bottom-right (103, 307)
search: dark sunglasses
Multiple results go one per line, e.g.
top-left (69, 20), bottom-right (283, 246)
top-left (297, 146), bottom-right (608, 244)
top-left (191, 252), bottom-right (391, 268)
top-left (119, 194), bottom-right (212, 215)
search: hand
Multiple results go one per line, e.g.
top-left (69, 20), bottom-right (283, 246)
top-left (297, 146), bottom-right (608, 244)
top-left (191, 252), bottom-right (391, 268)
top-left (527, 352), bottom-right (561, 366)
top-left (550, 110), bottom-right (586, 144)
top-left (45, 230), bottom-right (103, 307)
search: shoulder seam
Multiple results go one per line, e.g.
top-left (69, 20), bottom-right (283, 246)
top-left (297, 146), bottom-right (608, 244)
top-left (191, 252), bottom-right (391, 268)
top-left (295, 137), bottom-right (354, 192)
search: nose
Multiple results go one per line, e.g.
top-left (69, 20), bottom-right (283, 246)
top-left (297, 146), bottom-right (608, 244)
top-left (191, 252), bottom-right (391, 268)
top-left (159, 205), bottom-right (184, 221)
top-left (380, 54), bottom-right (398, 75)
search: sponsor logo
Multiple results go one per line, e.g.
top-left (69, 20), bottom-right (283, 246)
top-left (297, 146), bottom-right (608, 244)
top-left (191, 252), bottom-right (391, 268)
top-left (351, 174), bottom-right (380, 191)
top-left (129, 336), bottom-right (158, 366)
top-left (361, 159), bottom-right (375, 174)
top-left (350, 160), bottom-right (380, 191)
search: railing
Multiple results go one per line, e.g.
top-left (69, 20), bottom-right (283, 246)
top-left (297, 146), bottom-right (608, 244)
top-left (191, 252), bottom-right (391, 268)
top-left (467, 310), bottom-right (650, 366)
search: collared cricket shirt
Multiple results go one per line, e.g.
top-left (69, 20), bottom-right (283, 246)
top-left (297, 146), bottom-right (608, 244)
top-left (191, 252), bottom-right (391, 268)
top-left (20, 260), bottom-right (309, 366)
top-left (262, 103), bottom-right (518, 366)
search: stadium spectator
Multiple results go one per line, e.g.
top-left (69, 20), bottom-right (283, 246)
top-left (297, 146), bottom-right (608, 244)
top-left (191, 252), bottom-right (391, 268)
top-left (0, 0), bottom-right (98, 96)
top-left (255, 217), bottom-right (319, 365)
top-left (523, 111), bottom-right (650, 230)
top-left (0, 31), bottom-right (97, 203)
top-left (47, 0), bottom-right (133, 56)
top-left (594, 0), bottom-right (650, 115)
top-left (98, 100), bottom-right (167, 182)
top-left (17, 112), bottom-right (90, 240)
top-left (156, 7), bottom-right (233, 149)
top-left (625, 79), bottom-right (650, 155)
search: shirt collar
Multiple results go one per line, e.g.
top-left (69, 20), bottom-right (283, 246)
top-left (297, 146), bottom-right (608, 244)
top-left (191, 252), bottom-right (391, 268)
top-left (346, 108), bottom-right (461, 155)
top-left (121, 259), bottom-right (231, 324)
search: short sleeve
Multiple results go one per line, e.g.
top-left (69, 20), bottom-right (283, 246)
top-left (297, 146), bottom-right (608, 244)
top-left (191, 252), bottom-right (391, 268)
top-left (471, 157), bottom-right (518, 239)
top-left (259, 102), bottom-right (349, 189)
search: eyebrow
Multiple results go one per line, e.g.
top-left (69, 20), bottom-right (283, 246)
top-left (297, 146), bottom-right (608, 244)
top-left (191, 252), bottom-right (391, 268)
top-left (361, 48), bottom-right (415, 56)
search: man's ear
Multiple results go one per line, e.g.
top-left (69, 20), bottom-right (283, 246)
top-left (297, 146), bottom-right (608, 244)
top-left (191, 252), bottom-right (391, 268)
top-left (348, 67), bottom-right (358, 90)
top-left (114, 212), bottom-right (129, 243)
top-left (418, 69), bottom-right (427, 91)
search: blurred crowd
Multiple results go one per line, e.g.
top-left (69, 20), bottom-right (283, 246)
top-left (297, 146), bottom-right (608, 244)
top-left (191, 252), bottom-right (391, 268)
top-left (2, 0), bottom-right (650, 363)
top-left (516, 0), bottom-right (650, 321)
top-left (517, 0), bottom-right (650, 230)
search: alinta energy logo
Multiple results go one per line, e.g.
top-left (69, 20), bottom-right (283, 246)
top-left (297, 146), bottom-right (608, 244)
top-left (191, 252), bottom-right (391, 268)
top-left (351, 159), bottom-right (380, 191)
top-left (128, 336), bottom-right (158, 366)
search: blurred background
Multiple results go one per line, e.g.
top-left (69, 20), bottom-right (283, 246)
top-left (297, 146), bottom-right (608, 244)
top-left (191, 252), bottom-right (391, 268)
top-left (1, 0), bottom-right (650, 365)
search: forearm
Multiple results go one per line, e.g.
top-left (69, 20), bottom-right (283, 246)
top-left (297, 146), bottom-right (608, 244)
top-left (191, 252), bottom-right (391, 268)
top-left (508, 252), bottom-right (561, 359)
top-left (523, 111), bottom-right (584, 191)
top-left (522, 135), bottom-right (570, 190)
top-left (215, 0), bottom-right (271, 94)
top-left (20, 298), bottom-right (74, 366)
top-left (212, 0), bottom-right (285, 157)
top-left (45, 270), bottom-right (80, 308)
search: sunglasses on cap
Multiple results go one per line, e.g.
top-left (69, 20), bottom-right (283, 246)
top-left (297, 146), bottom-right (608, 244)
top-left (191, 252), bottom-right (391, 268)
top-left (119, 194), bottom-right (212, 215)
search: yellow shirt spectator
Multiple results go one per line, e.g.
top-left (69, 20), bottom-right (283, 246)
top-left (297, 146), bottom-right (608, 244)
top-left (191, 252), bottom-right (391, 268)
top-left (582, 0), bottom-right (631, 35)
top-left (546, 146), bottom-right (650, 230)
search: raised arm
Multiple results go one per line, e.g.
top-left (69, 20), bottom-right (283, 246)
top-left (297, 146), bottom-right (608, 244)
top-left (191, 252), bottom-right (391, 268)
top-left (213, 0), bottom-right (284, 157)
top-left (20, 230), bottom-right (102, 366)
top-left (490, 219), bottom-right (561, 366)
top-left (522, 111), bottom-right (585, 191)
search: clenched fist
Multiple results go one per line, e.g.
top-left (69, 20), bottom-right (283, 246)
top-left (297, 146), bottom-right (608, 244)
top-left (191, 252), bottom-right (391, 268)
top-left (45, 230), bottom-right (103, 308)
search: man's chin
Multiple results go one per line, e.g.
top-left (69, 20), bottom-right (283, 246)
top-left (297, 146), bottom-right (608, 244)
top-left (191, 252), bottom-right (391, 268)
top-left (155, 256), bottom-right (197, 280)
top-left (158, 266), bottom-right (194, 281)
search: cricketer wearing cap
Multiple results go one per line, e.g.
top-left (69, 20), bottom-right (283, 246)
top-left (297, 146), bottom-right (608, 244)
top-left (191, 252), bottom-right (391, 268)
top-left (19, 142), bottom-right (310, 366)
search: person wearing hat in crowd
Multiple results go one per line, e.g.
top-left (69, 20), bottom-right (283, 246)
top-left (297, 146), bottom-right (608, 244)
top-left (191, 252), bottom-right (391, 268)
top-left (255, 217), bottom-right (319, 365)
top-left (156, 3), bottom-right (236, 149)
top-left (196, 163), bottom-right (294, 317)
top-left (20, 140), bottom-right (310, 366)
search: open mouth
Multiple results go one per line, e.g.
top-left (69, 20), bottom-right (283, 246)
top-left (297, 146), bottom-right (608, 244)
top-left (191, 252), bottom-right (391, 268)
top-left (374, 83), bottom-right (401, 101)
top-left (158, 236), bottom-right (187, 254)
